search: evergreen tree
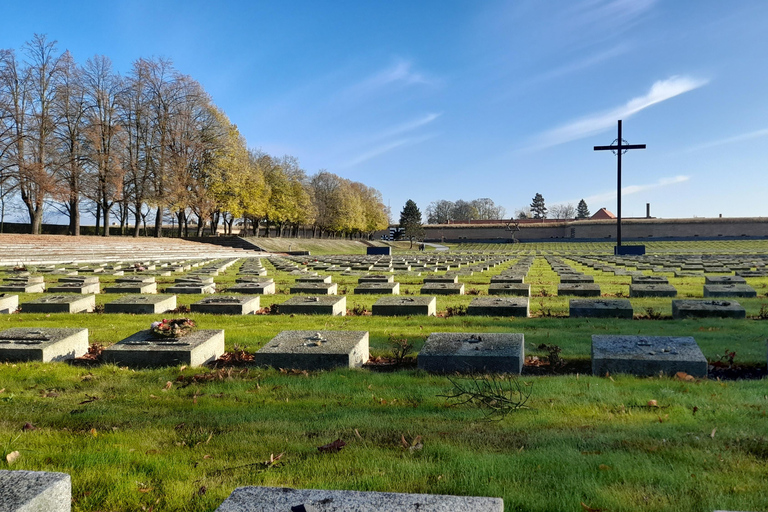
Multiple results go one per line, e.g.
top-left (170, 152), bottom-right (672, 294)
top-left (576, 199), bottom-right (590, 219)
top-left (399, 199), bottom-right (423, 249)
top-left (530, 193), bottom-right (547, 219)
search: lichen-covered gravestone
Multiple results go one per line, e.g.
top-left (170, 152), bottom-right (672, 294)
top-left (418, 332), bottom-right (524, 374)
top-left (0, 470), bottom-right (72, 512)
top-left (21, 295), bottom-right (95, 314)
top-left (0, 294), bottom-right (19, 314)
top-left (278, 296), bottom-right (346, 316)
top-left (101, 329), bottom-right (224, 367)
top-left (671, 300), bottom-right (746, 319)
top-left (569, 299), bottom-right (633, 319)
top-left (0, 328), bottom-right (88, 362)
top-left (191, 296), bottom-right (260, 315)
top-left (103, 295), bottom-right (177, 315)
top-left (215, 486), bottom-right (503, 512)
top-left (372, 296), bottom-right (436, 316)
top-left (591, 335), bottom-right (707, 377)
top-left (253, 330), bottom-right (369, 370)
top-left (466, 297), bottom-right (529, 317)
top-left (557, 283), bottom-right (601, 297)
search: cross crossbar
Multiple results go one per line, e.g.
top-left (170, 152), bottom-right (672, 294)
top-left (593, 143), bottom-right (646, 151)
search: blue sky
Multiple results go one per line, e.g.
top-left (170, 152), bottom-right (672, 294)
top-left (4, 0), bottom-right (768, 222)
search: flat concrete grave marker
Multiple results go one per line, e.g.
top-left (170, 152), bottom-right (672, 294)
top-left (418, 332), bottom-right (524, 374)
top-left (570, 299), bottom-right (633, 319)
top-left (102, 329), bottom-right (224, 367)
top-left (672, 300), bottom-right (746, 319)
top-left (21, 294), bottom-right (95, 313)
top-left (704, 276), bottom-right (746, 285)
top-left (372, 296), bottom-right (436, 316)
top-left (235, 276), bottom-right (274, 284)
top-left (0, 294), bottom-right (19, 314)
top-left (354, 282), bottom-right (400, 294)
top-left (0, 327), bottom-right (88, 362)
top-left (703, 284), bottom-right (757, 298)
top-left (290, 282), bottom-right (338, 295)
top-left (559, 274), bottom-right (594, 283)
top-left (254, 330), bottom-right (369, 370)
top-left (423, 275), bottom-right (458, 284)
top-left (631, 275), bottom-right (669, 284)
top-left (591, 335), bottom-right (707, 377)
top-left (103, 282), bottom-right (158, 294)
top-left (215, 486), bottom-right (503, 512)
top-left (165, 282), bottom-right (215, 294)
top-left (0, 469), bottom-right (72, 512)
top-left (629, 283), bottom-right (677, 297)
top-left (420, 282), bottom-right (464, 295)
top-left (467, 297), bottom-right (529, 317)
top-left (490, 275), bottom-right (525, 284)
top-left (227, 282), bottom-right (276, 295)
top-left (104, 295), bottom-right (177, 315)
top-left (175, 276), bottom-right (215, 285)
top-left (557, 283), bottom-right (601, 297)
top-left (278, 296), bottom-right (346, 316)
top-left (115, 276), bottom-right (156, 284)
top-left (488, 283), bottom-right (530, 296)
top-left (358, 274), bottom-right (394, 283)
top-left (191, 296), bottom-right (260, 315)
top-left (295, 275), bottom-right (332, 284)
top-left (0, 281), bottom-right (45, 293)
top-left (46, 281), bottom-right (100, 294)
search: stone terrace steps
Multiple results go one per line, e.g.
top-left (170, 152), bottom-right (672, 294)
top-left (0, 234), bottom-right (269, 265)
top-left (183, 236), bottom-right (264, 252)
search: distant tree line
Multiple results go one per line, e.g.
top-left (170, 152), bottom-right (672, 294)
top-left (425, 198), bottom-right (505, 224)
top-left (515, 194), bottom-right (590, 220)
top-left (0, 35), bottom-right (388, 238)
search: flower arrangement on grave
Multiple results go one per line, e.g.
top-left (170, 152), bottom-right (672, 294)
top-left (150, 318), bottom-right (196, 338)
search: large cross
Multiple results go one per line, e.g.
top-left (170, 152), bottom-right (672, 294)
top-left (594, 120), bottom-right (646, 248)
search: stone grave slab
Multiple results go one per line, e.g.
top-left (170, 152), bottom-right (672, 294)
top-left (215, 486), bottom-right (503, 512)
top-left (420, 282), bottom-right (464, 295)
top-left (0, 294), bottom-right (19, 314)
top-left (703, 284), bottom-right (756, 298)
top-left (103, 282), bottom-right (158, 294)
top-left (557, 283), bottom-right (601, 297)
top-left (423, 276), bottom-right (458, 284)
top-left (191, 296), bottom-right (260, 315)
top-left (358, 275), bottom-right (394, 283)
top-left (736, 270), bottom-right (768, 277)
top-left (488, 283), bottom-right (530, 296)
top-left (3, 276), bottom-right (45, 284)
top-left (591, 335), bottom-right (707, 377)
top-left (629, 284), bottom-right (677, 297)
top-left (631, 275), bottom-right (669, 284)
top-left (569, 299), bottom-right (633, 319)
top-left (672, 300), bottom-right (746, 319)
top-left (295, 275), bottom-right (332, 284)
top-left (418, 332), bottom-right (524, 374)
top-left (0, 282), bottom-right (45, 293)
top-left (235, 277), bottom-right (274, 284)
top-left (254, 330), bottom-right (368, 370)
top-left (704, 276), bottom-right (747, 285)
top-left (102, 329), bottom-right (225, 367)
top-left (559, 275), bottom-right (594, 283)
top-left (115, 276), bottom-right (156, 284)
top-left (278, 296), bottom-right (346, 316)
top-left (21, 294), bottom-right (95, 313)
top-left (467, 297), bottom-right (528, 317)
top-left (0, 327), bottom-right (88, 362)
top-left (104, 295), bottom-right (177, 315)
top-left (354, 282), bottom-right (400, 295)
top-left (373, 296), bottom-right (436, 316)
top-left (57, 276), bottom-right (100, 285)
top-left (46, 282), bottom-right (100, 294)
top-left (165, 283), bottom-right (216, 294)
top-left (227, 282), bottom-right (276, 295)
top-left (175, 276), bottom-right (215, 285)
top-left (290, 282), bottom-right (337, 295)
top-left (0, 469), bottom-right (72, 512)
top-left (490, 275), bottom-right (525, 284)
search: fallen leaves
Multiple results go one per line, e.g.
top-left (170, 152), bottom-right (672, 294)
top-left (5, 451), bottom-right (20, 464)
top-left (710, 428), bottom-right (717, 439)
top-left (647, 400), bottom-right (658, 408)
top-left (675, 371), bottom-right (696, 382)
top-left (401, 435), bottom-right (423, 453)
top-left (21, 422), bottom-right (36, 431)
top-left (318, 439), bottom-right (346, 453)
top-left (163, 381), bottom-right (173, 391)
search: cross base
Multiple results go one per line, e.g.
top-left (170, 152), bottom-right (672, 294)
top-left (614, 245), bottom-right (646, 256)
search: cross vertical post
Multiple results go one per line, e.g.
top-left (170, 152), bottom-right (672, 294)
top-left (594, 120), bottom-right (646, 254)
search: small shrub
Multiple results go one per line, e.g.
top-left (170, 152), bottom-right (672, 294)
top-left (537, 343), bottom-right (565, 369)
top-left (93, 304), bottom-right (105, 314)
top-left (388, 335), bottom-right (414, 365)
top-left (644, 307), bottom-right (662, 320)
top-left (466, 288), bottom-right (482, 296)
top-left (350, 303), bottom-right (367, 316)
top-left (445, 305), bottom-right (467, 317)
top-left (757, 304), bottom-right (768, 320)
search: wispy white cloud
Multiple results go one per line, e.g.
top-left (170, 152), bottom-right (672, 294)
top-left (678, 128), bottom-right (768, 154)
top-left (346, 59), bottom-right (436, 98)
top-left (565, 0), bottom-right (657, 37)
top-left (343, 134), bottom-right (436, 167)
top-left (527, 76), bottom-right (708, 151)
top-left (376, 113), bottom-right (442, 140)
top-left (577, 175), bottom-right (690, 205)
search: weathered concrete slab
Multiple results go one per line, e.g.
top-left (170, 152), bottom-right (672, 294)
top-left (278, 296), bottom-right (346, 316)
top-left (591, 335), bottom-right (707, 377)
top-left (21, 295), bottom-right (95, 314)
top-left (418, 332), bottom-right (524, 374)
top-left (569, 299), bottom-right (633, 319)
top-left (466, 297), bottom-right (529, 317)
top-left (704, 276), bottom-right (746, 285)
top-left (290, 282), bottom-right (338, 295)
top-left (215, 486), bottom-right (503, 512)
top-left (0, 282), bottom-right (45, 293)
top-left (423, 276), bottom-right (458, 284)
top-left (228, 282), bottom-right (276, 295)
top-left (703, 284), bottom-right (757, 297)
top-left (559, 274), bottom-right (594, 283)
top-left (372, 296), bottom-right (436, 316)
top-left (0, 294), bottom-right (19, 314)
top-left (103, 295), bottom-right (177, 315)
top-left (295, 275), bottom-right (332, 284)
top-left (101, 329), bottom-right (224, 367)
top-left (354, 282), bottom-right (400, 295)
top-left (0, 328), bottom-right (88, 362)
top-left (358, 275), bottom-right (394, 283)
top-left (46, 282), bottom-right (100, 294)
top-left (487, 283), bottom-right (530, 296)
top-left (671, 300), bottom-right (746, 319)
top-left (0, 469), bottom-right (72, 512)
top-left (420, 282), bottom-right (464, 295)
top-left (165, 283), bottom-right (216, 294)
top-left (102, 282), bottom-right (158, 294)
top-left (253, 330), bottom-right (369, 370)
top-left (191, 296), bottom-right (260, 315)
top-left (629, 284), bottom-right (677, 297)
top-left (557, 283), bottom-right (601, 297)
top-left (631, 275), bottom-right (669, 284)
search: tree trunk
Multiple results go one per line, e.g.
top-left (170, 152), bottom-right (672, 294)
top-left (102, 202), bottom-right (110, 237)
top-left (95, 203), bottom-right (101, 235)
top-left (154, 206), bottom-right (163, 237)
top-left (68, 198), bottom-right (80, 236)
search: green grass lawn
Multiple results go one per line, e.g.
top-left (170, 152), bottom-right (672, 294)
top-left (2, 243), bottom-right (768, 511)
